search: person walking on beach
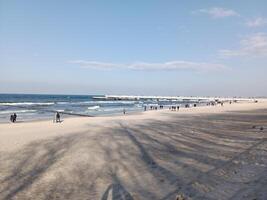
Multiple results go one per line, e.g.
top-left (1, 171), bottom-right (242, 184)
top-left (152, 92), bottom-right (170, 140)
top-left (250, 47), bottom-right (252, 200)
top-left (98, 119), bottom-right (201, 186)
top-left (13, 113), bottom-right (17, 122)
top-left (55, 112), bottom-right (60, 123)
top-left (10, 113), bottom-right (17, 123)
top-left (10, 114), bottom-right (14, 123)
top-left (123, 108), bottom-right (126, 115)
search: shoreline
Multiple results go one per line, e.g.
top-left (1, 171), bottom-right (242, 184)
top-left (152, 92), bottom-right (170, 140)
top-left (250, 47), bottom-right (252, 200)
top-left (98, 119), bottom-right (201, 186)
top-left (0, 107), bottom-right (145, 125)
top-left (0, 100), bottom-right (263, 125)
top-left (0, 100), bottom-right (266, 152)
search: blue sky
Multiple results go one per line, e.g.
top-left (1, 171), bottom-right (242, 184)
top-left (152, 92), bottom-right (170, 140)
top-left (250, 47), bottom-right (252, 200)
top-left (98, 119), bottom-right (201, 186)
top-left (0, 0), bottom-right (267, 96)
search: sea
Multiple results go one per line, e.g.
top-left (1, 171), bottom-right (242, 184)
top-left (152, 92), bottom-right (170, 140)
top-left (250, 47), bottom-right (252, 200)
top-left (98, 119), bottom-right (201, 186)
top-left (0, 94), bottom-right (204, 122)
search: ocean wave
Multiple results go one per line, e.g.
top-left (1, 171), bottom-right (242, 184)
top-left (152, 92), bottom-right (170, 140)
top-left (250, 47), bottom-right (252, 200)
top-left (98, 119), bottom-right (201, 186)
top-left (90, 100), bottom-right (137, 104)
top-left (56, 102), bottom-right (69, 105)
top-left (143, 103), bottom-right (159, 106)
top-left (88, 105), bottom-right (100, 110)
top-left (56, 110), bottom-right (65, 112)
top-left (0, 110), bottom-right (36, 114)
top-left (56, 100), bottom-right (138, 106)
top-left (99, 107), bottom-right (139, 112)
top-left (0, 102), bottom-right (55, 106)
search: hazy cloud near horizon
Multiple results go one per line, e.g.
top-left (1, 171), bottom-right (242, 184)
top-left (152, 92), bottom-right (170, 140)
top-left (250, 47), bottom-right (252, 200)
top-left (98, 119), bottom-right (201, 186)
top-left (70, 60), bottom-right (227, 71)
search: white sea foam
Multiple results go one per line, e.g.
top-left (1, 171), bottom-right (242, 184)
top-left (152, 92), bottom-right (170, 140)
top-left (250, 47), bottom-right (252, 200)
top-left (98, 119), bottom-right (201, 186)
top-left (0, 110), bottom-right (36, 114)
top-left (99, 107), bottom-right (139, 112)
top-left (87, 106), bottom-right (100, 110)
top-left (143, 103), bottom-right (159, 106)
top-left (91, 100), bottom-right (137, 104)
top-left (56, 101), bottom-right (138, 105)
top-left (135, 104), bottom-right (143, 108)
top-left (56, 110), bottom-right (65, 112)
top-left (0, 102), bottom-right (54, 106)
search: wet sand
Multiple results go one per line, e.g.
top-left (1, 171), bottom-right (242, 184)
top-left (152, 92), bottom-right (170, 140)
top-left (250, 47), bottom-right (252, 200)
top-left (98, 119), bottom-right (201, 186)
top-left (0, 101), bottom-right (267, 200)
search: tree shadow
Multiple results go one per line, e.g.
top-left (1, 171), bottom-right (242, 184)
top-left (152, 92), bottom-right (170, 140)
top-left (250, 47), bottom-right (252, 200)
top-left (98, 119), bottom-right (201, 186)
top-left (118, 122), bottom-right (202, 197)
top-left (0, 108), bottom-right (266, 200)
top-left (0, 132), bottom-right (85, 200)
top-left (117, 109), bottom-right (267, 199)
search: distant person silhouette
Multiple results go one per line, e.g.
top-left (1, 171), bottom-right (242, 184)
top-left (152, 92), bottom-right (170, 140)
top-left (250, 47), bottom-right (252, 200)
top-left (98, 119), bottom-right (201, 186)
top-left (10, 114), bottom-right (13, 122)
top-left (13, 113), bottom-right (17, 122)
top-left (56, 112), bottom-right (60, 122)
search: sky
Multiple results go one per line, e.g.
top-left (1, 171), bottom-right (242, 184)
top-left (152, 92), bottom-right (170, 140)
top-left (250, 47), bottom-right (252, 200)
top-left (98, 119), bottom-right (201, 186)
top-left (0, 0), bottom-right (267, 96)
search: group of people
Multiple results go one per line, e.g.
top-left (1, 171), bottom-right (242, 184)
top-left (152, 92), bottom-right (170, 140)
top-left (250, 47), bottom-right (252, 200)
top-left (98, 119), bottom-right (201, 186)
top-left (9, 112), bottom-right (61, 123)
top-left (148, 105), bottom-right (164, 110)
top-left (170, 106), bottom-right (180, 111)
top-left (144, 104), bottom-right (183, 111)
top-left (206, 101), bottom-right (233, 106)
top-left (143, 101), bottom-right (238, 112)
top-left (10, 113), bottom-right (17, 123)
top-left (150, 106), bottom-right (158, 110)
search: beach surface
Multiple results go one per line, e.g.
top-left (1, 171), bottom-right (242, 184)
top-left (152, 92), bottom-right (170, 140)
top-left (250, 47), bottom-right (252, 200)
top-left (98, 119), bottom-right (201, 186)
top-left (0, 101), bottom-right (267, 200)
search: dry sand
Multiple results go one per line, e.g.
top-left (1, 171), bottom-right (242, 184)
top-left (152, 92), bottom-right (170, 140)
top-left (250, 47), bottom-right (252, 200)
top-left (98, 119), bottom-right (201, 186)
top-left (0, 101), bottom-right (266, 200)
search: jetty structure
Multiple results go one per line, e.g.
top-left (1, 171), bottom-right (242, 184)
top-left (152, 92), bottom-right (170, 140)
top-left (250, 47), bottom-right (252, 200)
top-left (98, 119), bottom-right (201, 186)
top-left (92, 95), bottom-right (257, 102)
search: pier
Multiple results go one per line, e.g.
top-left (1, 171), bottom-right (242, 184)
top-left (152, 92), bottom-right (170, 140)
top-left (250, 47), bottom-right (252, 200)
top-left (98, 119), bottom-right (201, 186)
top-left (93, 95), bottom-right (257, 102)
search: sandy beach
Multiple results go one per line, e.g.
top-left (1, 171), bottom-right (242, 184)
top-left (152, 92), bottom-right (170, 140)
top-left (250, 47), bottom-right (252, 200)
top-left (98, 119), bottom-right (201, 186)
top-left (0, 101), bottom-right (267, 200)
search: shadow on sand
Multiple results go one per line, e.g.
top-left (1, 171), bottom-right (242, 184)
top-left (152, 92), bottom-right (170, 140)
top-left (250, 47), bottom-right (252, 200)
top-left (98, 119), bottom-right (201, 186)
top-left (0, 109), bottom-right (266, 200)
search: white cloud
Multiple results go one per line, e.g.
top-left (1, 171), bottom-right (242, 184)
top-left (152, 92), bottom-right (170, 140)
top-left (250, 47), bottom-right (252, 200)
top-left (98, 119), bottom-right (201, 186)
top-left (246, 17), bottom-right (267, 27)
top-left (70, 60), bottom-right (227, 71)
top-left (70, 60), bottom-right (119, 70)
top-left (197, 7), bottom-right (239, 18)
top-left (219, 33), bottom-right (267, 57)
